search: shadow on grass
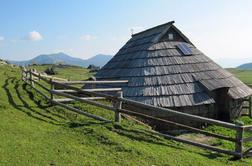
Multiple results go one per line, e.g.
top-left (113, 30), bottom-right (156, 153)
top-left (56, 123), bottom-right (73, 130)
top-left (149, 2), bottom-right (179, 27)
top-left (2, 77), bottom-right (19, 110)
top-left (105, 124), bottom-right (184, 148)
top-left (2, 77), bottom-right (237, 160)
top-left (194, 149), bottom-right (224, 160)
top-left (18, 81), bottom-right (67, 124)
top-left (2, 77), bottom-right (64, 125)
top-left (22, 83), bottom-right (68, 121)
top-left (196, 150), bottom-right (241, 161)
top-left (68, 121), bottom-right (111, 128)
top-left (108, 123), bottom-right (236, 160)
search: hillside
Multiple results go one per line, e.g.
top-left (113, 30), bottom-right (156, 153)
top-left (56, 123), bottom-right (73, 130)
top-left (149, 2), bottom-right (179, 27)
top-left (1, 64), bottom-right (252, 165)
top-left (237, 63), bottom-right (252, 70)
top-left (228, 68), bottom-right (252, 85)
top-left (28, 64), bottom-right (94, 81)
top-left (8, 53), bottom-right (112, 67)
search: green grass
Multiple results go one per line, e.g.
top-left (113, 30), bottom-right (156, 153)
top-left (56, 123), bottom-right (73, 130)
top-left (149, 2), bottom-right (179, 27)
top-left (28, 64), bottom-right (94, 80)
top-left (204, 116), bottom-right (252, 153)
top-left (227, 68), bottom-right (252, 85)
top-left (1, 64), bottom-right (252, 165)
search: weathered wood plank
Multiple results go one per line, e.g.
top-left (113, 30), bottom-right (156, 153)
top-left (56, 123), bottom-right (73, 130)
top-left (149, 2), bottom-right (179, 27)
top-left (53, 80), bottom-right (128, 84)
top-left (52, 83), bottom-right (238, 142)
top-left (52, 81), bottom-right (241, 130)
top-left (31, 71), bottom-right (67, 81)
top-left (51, 90), bottom-right (116, 112)
top-left (53, 89), bottom-right (77, 93)
top-left (31, 79), bottom-right (50, 91)
top-left (84, 88), bottom-right (122, 92)
top-left (117, 108), bottom-right (236, 142)
top-left (29, 70), bottom-right (34, 87)
top-left (52, 84), bottom-right (237, 142)
top-left (24, 80), bottom-right (50, 100)
top-left (113, 91), bottom-right (122, 123)
top-left (235, 127), bottom-right (244, 158)
top-left (31, 72), bottom-right (52, 83)
top-left (122, 114), bottom-right (151, 129)
top-left (242, 136), bottom-right (252, 143)
top-left (243, 147), bottom-right (252, 157)
top-left (53, 88), bottom-right (122, 92)
top-left (151, 130), bottom-right (241, 157)
top-left (243, 125), bottom-right (252, 131)
top-left (53, 97), bottom-right (105, 102)
top-left (52, 100), bottom-right (111, 122)
top-left (249, 97), bottom-right (252, 118)
top-left (50, 78), bottom-right (54, 105)
top-left (121, 98), bottom-right (241, 130)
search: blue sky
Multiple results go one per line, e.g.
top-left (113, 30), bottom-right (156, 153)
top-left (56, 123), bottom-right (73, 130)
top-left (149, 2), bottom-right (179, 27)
top-left (0, 0), bottom-right (252, 67)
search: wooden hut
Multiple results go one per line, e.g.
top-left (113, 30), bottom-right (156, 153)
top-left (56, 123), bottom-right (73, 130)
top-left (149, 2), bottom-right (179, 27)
top-left (95, 21), bottom-right (252, 125)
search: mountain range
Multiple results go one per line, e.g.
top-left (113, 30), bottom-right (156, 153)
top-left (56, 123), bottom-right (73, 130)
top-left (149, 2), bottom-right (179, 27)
top-left (8, 53), bottom-right (252, 70)
top-left (237, 63), bottom-right (252, 70)
top-left (8, 53), bottom-right (113, 67)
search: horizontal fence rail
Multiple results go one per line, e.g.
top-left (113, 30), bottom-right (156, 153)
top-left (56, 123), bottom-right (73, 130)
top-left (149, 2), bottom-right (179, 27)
top-left (52, 81), bottom-right (240, 130)
top-left (55, 80), bottom-right (129, 85)
top-left (21, 67), bottom-right (252, 158)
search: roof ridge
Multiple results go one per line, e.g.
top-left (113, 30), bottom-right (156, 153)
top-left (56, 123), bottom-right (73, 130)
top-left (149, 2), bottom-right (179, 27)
top-left (132, 21), bottom-right (175, 37)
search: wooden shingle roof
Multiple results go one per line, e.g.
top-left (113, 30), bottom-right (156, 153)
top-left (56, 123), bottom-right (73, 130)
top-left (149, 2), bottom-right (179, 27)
top-left (96, 21), bottom-right (252, 107)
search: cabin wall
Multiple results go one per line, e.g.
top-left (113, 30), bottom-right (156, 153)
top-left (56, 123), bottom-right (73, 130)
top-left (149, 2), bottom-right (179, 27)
top-left (229, 99), bottom-right (244, 119)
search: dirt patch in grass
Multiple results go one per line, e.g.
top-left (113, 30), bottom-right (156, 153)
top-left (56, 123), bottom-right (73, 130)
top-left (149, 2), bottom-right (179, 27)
top-left (177, 133), bottom-right (216, 144)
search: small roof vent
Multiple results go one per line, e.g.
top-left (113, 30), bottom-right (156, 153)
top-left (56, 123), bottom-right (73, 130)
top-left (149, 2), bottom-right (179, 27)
top-left (177, 43), bottom-right (193, 55)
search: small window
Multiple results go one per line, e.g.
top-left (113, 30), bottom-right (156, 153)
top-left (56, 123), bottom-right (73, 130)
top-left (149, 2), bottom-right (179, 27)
top-left (168, 33), bottom-right (174, 40)
top-left (177, 43), bottom-right (193, 55)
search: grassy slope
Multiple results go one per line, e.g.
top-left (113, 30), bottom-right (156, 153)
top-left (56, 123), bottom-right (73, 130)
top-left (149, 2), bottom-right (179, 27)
top-left (28, 64), bottom-right (94, 80)
top-left (228, 68), bottom-right (252, 85)
top-left (0, 65), bottom-right (252, 165)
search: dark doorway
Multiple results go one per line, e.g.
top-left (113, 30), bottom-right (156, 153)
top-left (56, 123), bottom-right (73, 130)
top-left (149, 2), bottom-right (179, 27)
top-left (214, 88), bottom-right (230, 121)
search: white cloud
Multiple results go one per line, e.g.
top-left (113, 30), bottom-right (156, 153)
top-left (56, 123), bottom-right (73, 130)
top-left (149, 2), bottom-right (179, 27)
top-left (23, 31), bottom-right (43, 41)
top-left (80, 34), bottom-right (97, 41)
top-left (0, 36), bottom-right (4, 41)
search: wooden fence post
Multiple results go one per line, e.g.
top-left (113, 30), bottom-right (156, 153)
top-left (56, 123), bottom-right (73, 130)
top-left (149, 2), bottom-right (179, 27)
top-left (23, 69), bottom-right (25, 81)
top-left (21, 68), bottom-right (24, 81)
top-left (91, 77), bottom-right (96, 97)
top-left (50, 78), bottom-right (54, 105)
top-left (113, 91), bottom-right (122, 123)
top-left (25, 68), bottom-right (28, 81)
top-left (29, 69), bottom-right (34, 87)
top-left (32, 69), bottom-right (36, 87)
top-left (249, 97), bottom-right (252, 118)
top-left (235, 127), bottom-right (244, 158)
top-left (91, 84), bottom-right (96, 97)
top-left (29, 69), bottom-right (31, 83)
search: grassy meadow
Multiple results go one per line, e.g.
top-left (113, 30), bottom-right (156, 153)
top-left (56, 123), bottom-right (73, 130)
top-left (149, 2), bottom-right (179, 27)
top-left (0, 64), bottom-right (252, 165)
top-left (228, 68), bottom-right (252, 86)
top-left (27, 64), bottom-right (94, 80)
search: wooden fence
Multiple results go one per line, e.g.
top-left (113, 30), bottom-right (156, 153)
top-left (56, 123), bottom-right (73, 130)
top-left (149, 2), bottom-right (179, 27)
top-left (242, 98), bottom-right (252, 117)
top-left (21, 67), bottom-right (252, 158)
